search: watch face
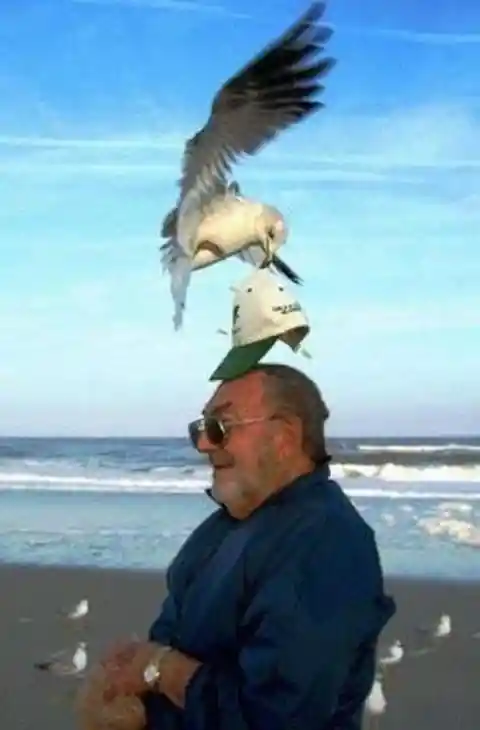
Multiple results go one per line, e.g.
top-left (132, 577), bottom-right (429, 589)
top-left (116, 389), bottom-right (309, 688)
top-left (144, 662), bottom-right (159, 685)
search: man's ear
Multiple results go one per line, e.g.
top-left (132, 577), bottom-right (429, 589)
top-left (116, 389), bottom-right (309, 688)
top-left (275, 413), bottom-right (304, 456)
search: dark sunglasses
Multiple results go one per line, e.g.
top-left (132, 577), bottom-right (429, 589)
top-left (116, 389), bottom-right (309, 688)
top-left (188, 416), bottom-right (268, 450)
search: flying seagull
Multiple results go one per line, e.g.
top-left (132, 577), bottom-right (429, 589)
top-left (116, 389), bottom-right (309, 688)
top-left (159, 1), bottom-right (336, 329)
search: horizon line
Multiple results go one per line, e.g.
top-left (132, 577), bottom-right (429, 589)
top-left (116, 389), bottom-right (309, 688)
top-left (0, 433), bottom-right (477, 440)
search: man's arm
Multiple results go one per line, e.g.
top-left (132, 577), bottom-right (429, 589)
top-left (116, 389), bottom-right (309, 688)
top-left (155, 520), bottom-right (395, 730)
top-left (154, 648), bottom-right (201, 709)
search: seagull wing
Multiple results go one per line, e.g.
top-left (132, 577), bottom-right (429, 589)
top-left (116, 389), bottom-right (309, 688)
top-left (177, 1), bottom-right (336, 205)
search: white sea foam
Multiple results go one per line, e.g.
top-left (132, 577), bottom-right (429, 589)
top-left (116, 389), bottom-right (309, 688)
top-left (0, 469), bottom-right (480, 501)
top-left (358, 442), bottom-right (480, 453)
top-left (2, 459), bottom-right (478, 491)
top-left (331, 462), bottom-right (480, 483)
top-left (417, 516), bottom-right (480, 548)
top-left (436, 501), bottom-right (473, 514)
top-left (0, 471), bottom-right (208, 492)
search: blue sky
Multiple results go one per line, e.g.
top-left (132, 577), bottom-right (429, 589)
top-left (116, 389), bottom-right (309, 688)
top-left (1, 0), bottom-right (479, 437)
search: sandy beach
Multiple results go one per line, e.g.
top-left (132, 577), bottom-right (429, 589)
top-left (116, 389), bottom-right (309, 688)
top-left (1, 564), bottom-right (479, 730)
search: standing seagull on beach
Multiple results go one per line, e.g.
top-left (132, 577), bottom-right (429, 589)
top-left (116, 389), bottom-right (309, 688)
top-left (159, 1), bottom-right (336, 329)
top-left (34, 642), bottom-right (88, 677)
top-left (59, 597), bottom-right (89, 622)
top-left (379, 639), bottom-right (404, 668)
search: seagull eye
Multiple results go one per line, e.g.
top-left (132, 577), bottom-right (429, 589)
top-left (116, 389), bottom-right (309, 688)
top-left (267, 226), bottom-right (276, 239)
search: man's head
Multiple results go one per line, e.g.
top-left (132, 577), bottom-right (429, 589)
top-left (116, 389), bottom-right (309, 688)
top-left (189, 364), bottom-right (330, 519)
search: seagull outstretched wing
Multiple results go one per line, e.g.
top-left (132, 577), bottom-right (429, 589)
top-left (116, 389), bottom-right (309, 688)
top-left (175, 1), bottom-right (336, 236)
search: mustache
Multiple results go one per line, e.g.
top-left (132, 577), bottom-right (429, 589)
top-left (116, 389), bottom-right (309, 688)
top-left (210, 456), bottom-right (235, 469)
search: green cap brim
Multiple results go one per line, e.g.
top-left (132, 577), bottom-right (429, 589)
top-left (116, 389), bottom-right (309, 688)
top-left (209, 336), bottom-right (278, 382)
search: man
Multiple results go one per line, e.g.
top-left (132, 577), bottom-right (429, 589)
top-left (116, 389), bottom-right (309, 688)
top-left (87, 364), bottom-right (395, 730)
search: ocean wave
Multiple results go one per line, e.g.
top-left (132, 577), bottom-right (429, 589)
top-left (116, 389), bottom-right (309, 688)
top-left (357, 442), bottom-right (480, 454)
top-left (1, 465), bottom-right (480, 500)
top-left (0, 471), bottom-right (208, 492)
top-left (332, 462), bottom-right (480, 482)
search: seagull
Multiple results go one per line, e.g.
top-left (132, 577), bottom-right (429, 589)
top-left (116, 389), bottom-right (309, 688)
top-left (34, 641), bottom-right (88, 677)
top-left (379, 639), bottom-right (404, 667)
top-left (159, 1), bottom-right (336, 329)
top-left (19, 597), bottom-right (90, 625)
top-left (434, 614), bottom-right (452, 638)
top-left (364, 674), bottom-right (387, 729)
top-left (64, 598), bottom-right (89, 621)
top-left (411, 613), bottom-right (452, 655)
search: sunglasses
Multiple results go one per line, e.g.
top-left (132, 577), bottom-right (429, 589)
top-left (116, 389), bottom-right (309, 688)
top-left (188, 416), bottom-right (268, 450)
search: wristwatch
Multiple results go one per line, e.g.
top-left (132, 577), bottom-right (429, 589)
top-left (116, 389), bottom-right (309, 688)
top-left (143, 645), bottom-right (173, 689)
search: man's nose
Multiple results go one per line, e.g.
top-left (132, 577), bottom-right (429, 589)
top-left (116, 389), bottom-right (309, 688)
top-left (195, 429), bottom-right (219, 454)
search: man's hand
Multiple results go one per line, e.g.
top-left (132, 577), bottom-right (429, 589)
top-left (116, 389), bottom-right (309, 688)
top-left (100, 639), bottom-right (202, 710)
top-left (75, 663), bottom-right (146, 730)
top-left (100, 640), bottom-right (160, 700)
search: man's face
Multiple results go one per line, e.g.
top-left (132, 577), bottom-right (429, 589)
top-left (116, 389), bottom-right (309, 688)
top-left (192, 372), bottom-right (286, 518)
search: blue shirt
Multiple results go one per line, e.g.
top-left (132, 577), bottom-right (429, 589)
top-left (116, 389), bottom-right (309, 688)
top-left (144, 466), bottom-right (396, 730)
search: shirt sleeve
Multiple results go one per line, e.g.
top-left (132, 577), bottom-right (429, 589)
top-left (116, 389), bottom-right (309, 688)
top-left (183, 518), bottom-right (395, 730)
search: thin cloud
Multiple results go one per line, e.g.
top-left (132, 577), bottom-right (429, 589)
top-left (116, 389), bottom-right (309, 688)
top-left (0, 134), bottom-right (184, 151)
top-left (2, 102), bottom-right (479, 171)
top-left (1, 105), bottom-right (478, 195)
top-left (341, 26), bottom-right (480, 46)
top-left (285, 103), bottom-right (480, 171)
top-left (0, 157), bottom-right (418, 184)
top-left (71, 0), bottom-right (250, 19)
top-left (316, 301), bottom-right (480, 334)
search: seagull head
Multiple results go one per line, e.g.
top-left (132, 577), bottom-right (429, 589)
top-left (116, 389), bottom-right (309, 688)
top-left (255, 204), bottom-right (288, 260)
top-left (262, 204), bottom-right (287, 241)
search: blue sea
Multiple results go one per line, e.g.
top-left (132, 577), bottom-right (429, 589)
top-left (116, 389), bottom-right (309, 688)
top-left (1, 436), bottom-right (479, 580)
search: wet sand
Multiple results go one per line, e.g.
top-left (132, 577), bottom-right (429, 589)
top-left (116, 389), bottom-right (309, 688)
top-left (1, 563), bottom-right (479, 729)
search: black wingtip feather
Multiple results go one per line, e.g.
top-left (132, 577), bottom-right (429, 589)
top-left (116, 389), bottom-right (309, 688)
top-left (214, 2), bottom-right (336, 109)
top-left (272, 255), bottom-right (303, 285)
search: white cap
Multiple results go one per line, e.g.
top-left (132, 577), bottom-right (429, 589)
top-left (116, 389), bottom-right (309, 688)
top-left (210, 269), bottom-right (310, 381)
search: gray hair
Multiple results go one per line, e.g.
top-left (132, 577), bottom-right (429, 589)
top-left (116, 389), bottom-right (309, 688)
top-left (251, 363), bottom-right (331, 465)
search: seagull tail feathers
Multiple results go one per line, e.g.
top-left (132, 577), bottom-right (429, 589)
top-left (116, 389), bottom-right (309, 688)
top-left (159, 238), bottom-right (180, 274)
top-left (271, 254), bottom-right (303, 285)
top-left (159, 239), bottom-right (192, 330)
